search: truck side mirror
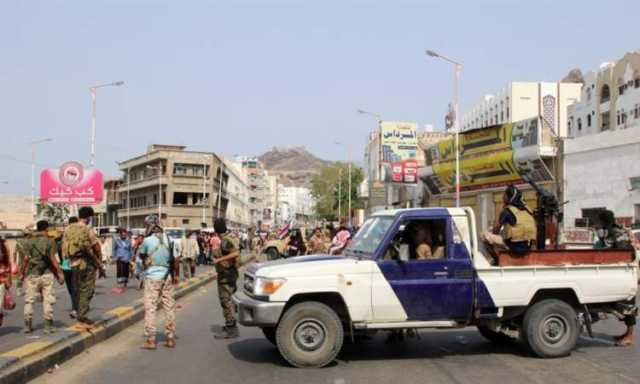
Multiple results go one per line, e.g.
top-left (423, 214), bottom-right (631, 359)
top-left (399, 244), bottom-right (410, 262)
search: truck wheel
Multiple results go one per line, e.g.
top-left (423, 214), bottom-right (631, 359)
top-left (276, 301), bottom-right (344, 368)
top-left (261, 327), bottom-right (277, 346)
top-left (477, 325), bottom-right (514, 344)
top-left (265, 248), bottom-right (280, 261)
top-left (523, 299), bottom-right (579, 358)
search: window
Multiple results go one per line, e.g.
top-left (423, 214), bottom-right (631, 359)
top-left (500, 111), bottom-right (504, 121)
top-left (600, 84), bottom-right (610, 103)
top-left (586, 88), bottom-right (592, 101)
top-left (601, 111), bottom-right (610, 131)
top-left (587, 114), bottom-right (591, 127)
top-left (577, 118), bottom-right (582, 131)
top-left (380, 219), bottom-right (448, 261)
top-left (635, 104), bottom-right (640, 119)
top-left (635, 78), bottom-right (640, 88)
top-left (173, 192), bottom-right (188, 205)
top-left (619, 85), bottom-right (625, 96)
top-left (182, 219), bottom-right (190, 225)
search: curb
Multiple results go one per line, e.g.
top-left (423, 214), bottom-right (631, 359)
top-left (0, 271), bottom-right (217, 384)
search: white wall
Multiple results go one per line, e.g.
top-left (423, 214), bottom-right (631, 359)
top-left (564, 126), bottom-right (640, 227)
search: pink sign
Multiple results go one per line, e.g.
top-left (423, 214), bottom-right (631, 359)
top-left (40, 162), bottom-right (103, 204)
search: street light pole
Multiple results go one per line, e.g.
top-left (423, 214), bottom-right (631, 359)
top-left (337, 168), bottom-right (342, 222)
top-left (426, 50), bottom-right (463, 207)
top-left (90, 81), bottom-right (124, 168)
top-left (217, 160), bottom-right (224, 218)
top-left (335, 141), bottom-right (352, 227)
top-left (202, 156), bottom-right (209, 225)
top-left (30, 138), bottom-right (53, 219)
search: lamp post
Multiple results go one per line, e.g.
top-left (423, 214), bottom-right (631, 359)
top-left (334, 141), bottom-right (352, 227)
top-left (337, 168), bottom-right (342, 222)
top-left (426, 49), bottom-right (463, 207)
top-left (146, 165), bottom-right (162, 222)
top-left (30, 138), bottom-right (54, 219)
top-left (217, 159), bottom-right (225, 218)
top-left (90, 81), bottom-right (124, 167)
top-left (202, 155), bottom-right (210, 225)
top-left (358, 109), bottom-right (385, 208)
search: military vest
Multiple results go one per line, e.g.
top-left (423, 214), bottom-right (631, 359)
top-left (62, 223), bottom-right (94, 260)
top-left (217, 233), bottom-right (239, 270)
top-left (24, 233), bottom-right (54, 276)
top-left (503, 206), bottom-right (537, 243)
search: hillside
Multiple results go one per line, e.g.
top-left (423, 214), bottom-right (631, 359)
top-left (258, 146), bottom-right (331, 188)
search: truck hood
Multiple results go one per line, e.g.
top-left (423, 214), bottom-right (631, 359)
top-left (247, 254), bottom-right (370, 278)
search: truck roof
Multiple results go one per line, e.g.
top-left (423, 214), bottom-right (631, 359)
top-left (372, 207), bottom-right (469, 217)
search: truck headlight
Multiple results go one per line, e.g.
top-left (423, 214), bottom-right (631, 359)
top-left (254, 277), bottom-right (286, 296)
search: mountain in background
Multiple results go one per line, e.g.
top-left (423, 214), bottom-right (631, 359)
top-left (258, 146), bottom-right (332, 188)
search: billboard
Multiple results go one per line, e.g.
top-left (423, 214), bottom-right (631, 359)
top-left (380, 121), bottom-right (418, 184)
top-left (421, 117), bottom-right (554, 195)
top-left (40, 162), bottom-right (104, 204)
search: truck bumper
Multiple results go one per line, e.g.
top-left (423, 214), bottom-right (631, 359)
top-left (232, 291), bottom-right (286, 327)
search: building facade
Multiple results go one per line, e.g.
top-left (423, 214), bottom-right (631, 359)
top-left (564, 51), bottom-right (640, 228)
top-left (277, 185), bottom-right (315, 224)
top-left (222, 156), bottom-right (251, 228)
top-left (461, 82), bottom-right (582, 138)
top-left (117, 145), bottom-right (227, 229)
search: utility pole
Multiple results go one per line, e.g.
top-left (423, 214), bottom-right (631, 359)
top-left (89, 81), bottom-right (124, 167)
top-left (30, 138), bottom-right (53, 219)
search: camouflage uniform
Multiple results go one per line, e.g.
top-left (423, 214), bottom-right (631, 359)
top-left (14, 238), bottom-right (27, 296)
top-left (62, 223), bottom-right (100, 322)
top-left (22, 232), bottom-right (57, 326)
top-left (216, 233), bottom-right (239, 327)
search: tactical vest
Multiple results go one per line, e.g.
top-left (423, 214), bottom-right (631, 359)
top-left (503, 206), bottom-right (537, 243)
top-left (218, 233), bottom-right (239, 269)
top-left (24, 233), bottom-right (54, 276)
top-left (62, 223), bottom-right (93, 260)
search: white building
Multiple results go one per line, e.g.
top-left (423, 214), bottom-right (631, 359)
top-left (564, 51), bottom-right (640, 228)
top-left (462, 82), bottom-right (582, 138)
top-left (277, 185), bottom-right (315, 224)
top-left (221, 157), bottom-right (251, 228)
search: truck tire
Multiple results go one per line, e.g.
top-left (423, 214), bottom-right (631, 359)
top-left (265, 248), bottom-right (280, 261)
top-left (276, 301), bottom-right (344, 368)
top-left (477, 325), bottom-right (514, 344)
top-left (261, 327), bottom-right (277, 346)
top-left (522, 299), bottom-right (579, 358)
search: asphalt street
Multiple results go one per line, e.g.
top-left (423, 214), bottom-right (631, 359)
top-left (0, 263), bottom-right (215, 354)
top-left (31, 281), bottom-right (640, 384)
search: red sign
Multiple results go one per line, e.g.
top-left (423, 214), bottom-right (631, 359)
top-left (40, 162), bottom-right (103, 204)
top-left (391, 160), bottom-right (418, 184)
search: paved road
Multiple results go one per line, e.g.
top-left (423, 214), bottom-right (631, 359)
top-left (32, 283), bottom-right (640, 384)
top-left (0, 263), bottom-right (215, 354)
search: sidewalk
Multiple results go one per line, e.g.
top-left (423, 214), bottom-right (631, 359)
top-left (0, 263), bottom-right (216, 355)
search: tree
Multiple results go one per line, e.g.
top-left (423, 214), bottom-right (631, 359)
top-left (311, 163), bottom-right (364, 222)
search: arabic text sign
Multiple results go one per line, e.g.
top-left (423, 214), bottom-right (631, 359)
top-left (40, 162), bottom-right (104, 204)
top-left (380, 121), bottom-right (418, 184)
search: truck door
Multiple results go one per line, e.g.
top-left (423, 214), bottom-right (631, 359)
top-left (375, 216), bottom-right (474, 321)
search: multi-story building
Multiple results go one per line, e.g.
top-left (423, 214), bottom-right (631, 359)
top-left (240, 157), bottom-right (269, 228)
top-left (277, 185), bottom-right (315, 224)
top-left (263, 173), bottom-right (279, 227)
top-left (461, 82), bottom-right (581, 138)
top-left (117, 145), bottom-right (227, 229)
top-left (95, 178), bottom-right (122, 227)
top-left (564, 51), bottom-right (640, 227)
top-left (221, 156), bottom-right (251, 229)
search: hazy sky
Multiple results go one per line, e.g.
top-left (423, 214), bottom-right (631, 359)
top-left (1, 0), bottom-right (639, 194)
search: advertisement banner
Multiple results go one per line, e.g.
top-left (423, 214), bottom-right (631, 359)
top-left (380, 121), bottom-right (418, 184)
top-left (422, 117), bottom-right (554, 195)
top-left (40, 162), bottom-right (104, 204)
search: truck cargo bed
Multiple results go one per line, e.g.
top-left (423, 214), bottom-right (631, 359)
top-left (498, 249), bottom-right (635, 267)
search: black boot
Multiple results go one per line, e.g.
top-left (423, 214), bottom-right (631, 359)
top-left (214, 323), bottom-right (239, 339)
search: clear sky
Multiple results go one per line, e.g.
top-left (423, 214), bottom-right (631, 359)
top-left (1, 0), bottom-right (639, 194)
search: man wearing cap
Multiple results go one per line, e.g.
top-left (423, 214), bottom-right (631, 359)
top-left (213, 218), bottom-right (241, 339)
top-left (139, 215), bottom-right (179, 350)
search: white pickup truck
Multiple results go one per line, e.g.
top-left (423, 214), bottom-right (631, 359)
top-left (233, 207), bottom-right (638, 368)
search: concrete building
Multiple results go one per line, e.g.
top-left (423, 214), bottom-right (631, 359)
top-left (263, 173), bottom-right (279, 227)
top-left (277, 185), bottom-right (315, 224)
top-left (240, 157), bottom-right (271, 228)
top-left (221, 156), bottom-right (251, 228)
top-left (564, 51), bottom-right (640, 228)
top-left (95, 178), bottom-right (122, 227)
top-left (461, 82), bottom-right (582, 138)
top-left (117, 145), bottom-right (227, 229)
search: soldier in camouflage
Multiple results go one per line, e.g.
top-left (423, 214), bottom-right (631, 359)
top-left (213, 218), bottom-right (241, 339)
top-left (61, 206), bottom-right (106, 328)
top-left (13, 230), bottom-right (31, 297)
top-left (20, 220), bottom-right (65, 334)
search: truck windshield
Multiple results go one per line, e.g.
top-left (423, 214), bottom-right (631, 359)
top-left (345, 216), bottom-right (395, 257)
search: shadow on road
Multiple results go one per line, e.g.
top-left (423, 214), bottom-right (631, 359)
top-left (227, 338), bottom-right (287, 366)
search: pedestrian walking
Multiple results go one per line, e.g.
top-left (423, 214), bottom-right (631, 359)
top-left (213, 218), bottom-right (241, 339)
top-left (61, 206), bottom-right (106, 328)
top-left (139, 215), bottom-right (179, 350)
top-left (20, 220), bottom-right (65, 334)
top-left (112, 228), bottom-right (134, 292)
top-left (60, 217), bottom-right (79, 318)
top-left (180, 230), bottom-right (199, 280)
top-left (308, 227), bottom-right (328, 254)
top-left (0, 236), bottom-right (14, 326)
